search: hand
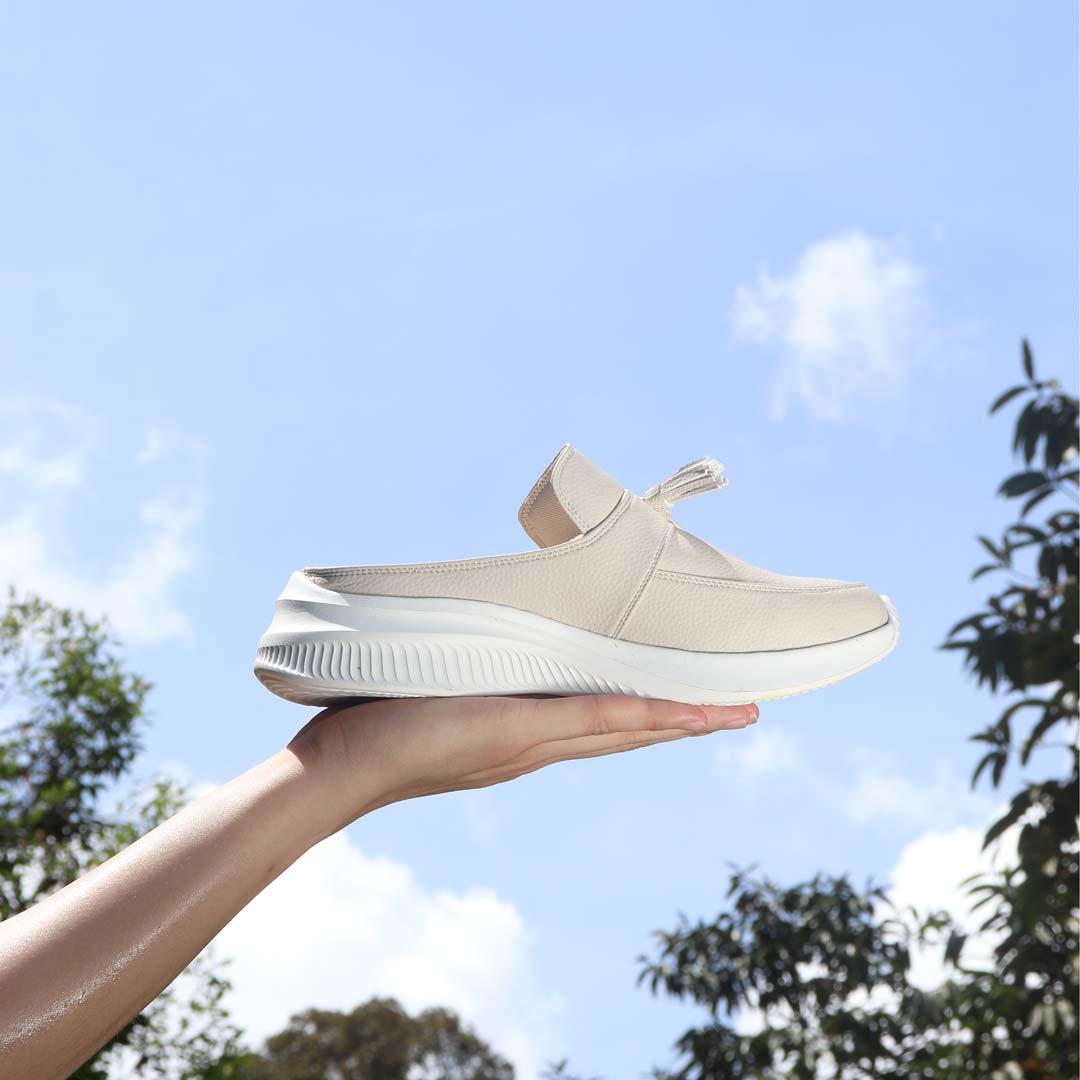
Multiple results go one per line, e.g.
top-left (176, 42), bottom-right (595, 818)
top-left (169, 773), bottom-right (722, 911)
top-left (287, 695), bottom-right (759, 838)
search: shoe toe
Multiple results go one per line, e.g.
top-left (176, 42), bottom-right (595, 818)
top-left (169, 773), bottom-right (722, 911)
top-left (814, 582), bottom-right (890, 644)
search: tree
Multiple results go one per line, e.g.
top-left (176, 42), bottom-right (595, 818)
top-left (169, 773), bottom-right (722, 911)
top-left (235, 997), bottom-right (515, 1080)
top-left (941, 340), bottom-right (1078, 1075)
top-left (638, 342), bottom-right (1078, 1079)
top-left (0, 590), bottom-right (247, 1079)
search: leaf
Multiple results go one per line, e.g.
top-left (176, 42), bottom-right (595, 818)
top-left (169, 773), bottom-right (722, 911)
top-left (972, 750), bottom-right (1004, 788)
top-left (1045, 410), bottom-right (1075, 469)
top-left (1014, 399), bottom-right (1037, 455)
top-left (1005, 523), bottom-right (1047, 543)
top-left (1037, 544), bottom-right (1058, 583)
top-left (989, 385), bottom-right (1027, 414)
top-left (1020, 707), bottom-right (1063, 765)
top-left (991, 752), bottom-right (1007, 786)
top-left (997, 697), bottom-right (1045, 725)
top-left (944, 929), bottom-right (967, 966)
top-left (998, 470), bottom-right (1049, 497)
top-left (1022, 404), bottom-right (1045, 463)
top-left (1022, 339), bottom-right (1034, 379)
top-left (946, 614), bottom-right (986, 637)
top-left (983, 804), bottom-right (1021, 849)
top-left (1021, 486), bottom-right (1055, 517)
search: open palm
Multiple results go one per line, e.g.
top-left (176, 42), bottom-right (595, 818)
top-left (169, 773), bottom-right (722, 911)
top-left (289, 694), bottom-right (759, 830)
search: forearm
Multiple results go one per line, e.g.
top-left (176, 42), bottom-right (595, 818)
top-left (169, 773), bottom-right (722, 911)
top-left (0, 742), bottom-right (349, 1080)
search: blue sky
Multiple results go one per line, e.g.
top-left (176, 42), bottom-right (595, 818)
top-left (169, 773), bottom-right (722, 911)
top-left (2, 2), bottom-right (1077, 1076)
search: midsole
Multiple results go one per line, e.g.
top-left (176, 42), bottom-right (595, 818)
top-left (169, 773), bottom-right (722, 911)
top-left (255, 572), bottom-right (899, 696)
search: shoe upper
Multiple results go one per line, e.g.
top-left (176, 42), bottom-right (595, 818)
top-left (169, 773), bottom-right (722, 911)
top-left (305, 445), bottom-right (889, 653)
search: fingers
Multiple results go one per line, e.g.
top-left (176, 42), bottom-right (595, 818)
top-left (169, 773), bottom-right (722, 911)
top-left (500, 702), bottom-right (758, 777)
top-left (524, 694), bottom-right (758, 741)
top-left (492, 699), bottom-right (756, 777)
top-left (521, 727), bottom-right (692, 771)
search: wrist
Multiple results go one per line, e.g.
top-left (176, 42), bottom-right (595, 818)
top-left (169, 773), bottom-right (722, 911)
top-left (280, 725), bottom-right (387, 842)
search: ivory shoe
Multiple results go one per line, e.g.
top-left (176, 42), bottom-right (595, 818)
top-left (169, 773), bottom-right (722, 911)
top-left (254, 445), bottom-right (899, 706)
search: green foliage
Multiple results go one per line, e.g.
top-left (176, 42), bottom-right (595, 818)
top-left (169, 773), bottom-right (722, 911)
top-left (635, 342), bottom-right (1079, 1079)
top-left (235, 997), bottom-right (515, 1080)
top-left (940, 340), bottom-right (1079, 1079)
top-left (0, 589), bottom-right (150, 914)
top-left (0, 589), bottom-right (246, 1079)
top-left (638, 870), bottom-right (954, 1080)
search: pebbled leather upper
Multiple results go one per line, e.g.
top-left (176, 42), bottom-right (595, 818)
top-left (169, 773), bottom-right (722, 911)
top-left (306, 444), bottom-right (889, 652)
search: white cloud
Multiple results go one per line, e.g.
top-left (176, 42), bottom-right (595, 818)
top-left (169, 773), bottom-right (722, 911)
top-left (720, 730), bottom-right (990, 829)
top-left (137, 425), bottom-right (209, 466)
top-left (211, 828), bottom-right (564, 1080)
top-left (0, 399), bottom-right (97, 491)
top-left (0, 442), bottom-right (85, 490)
top-left (887, 822), bottom-right (1017, 989)
top-left (723, 727), bottom-right (800, 780)
top-left (731, 230), bottom-right (929, 421)
top-left (824, 750), bottom-right (988, 828)
top-left (0, 496), bottom-right (202, 644)
top-left (0, 403), bottom-right (206, 644)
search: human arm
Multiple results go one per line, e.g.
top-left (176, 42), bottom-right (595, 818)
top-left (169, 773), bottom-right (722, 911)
top-left (0, 694), bottom-right (756, 1078)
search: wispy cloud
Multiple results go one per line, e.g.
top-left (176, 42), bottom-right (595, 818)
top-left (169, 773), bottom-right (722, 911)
top-left (209, 827), bottom-right (564, 1079)
top-left (0, 399), bottom-right (98, 491)
top-left (719, 728), bottom-right (989, 830)
top-left (0, 405), bottom-right (207, 644)
top-left (136, 425), bottom-right (209, 467)
top-left (731, 230), bottom-right (930, 422)
top-left (722, 727), bottom-right (801, 781)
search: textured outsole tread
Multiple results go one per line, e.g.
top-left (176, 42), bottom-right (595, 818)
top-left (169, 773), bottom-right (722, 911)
top-left (254, 638), bottom-right (641, 704)
top-left (253, 612), bottom-right (901, 707)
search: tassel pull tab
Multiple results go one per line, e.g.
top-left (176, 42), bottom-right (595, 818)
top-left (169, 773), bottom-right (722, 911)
top-left (643, 456), bottom-right (728, 512)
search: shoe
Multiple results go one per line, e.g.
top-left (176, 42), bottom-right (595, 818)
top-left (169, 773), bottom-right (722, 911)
top-left (254, 445), bottom-right (899, 706)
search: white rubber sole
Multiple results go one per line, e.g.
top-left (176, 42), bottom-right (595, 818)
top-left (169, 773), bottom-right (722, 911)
top-left (253, 571), bottom-right (900, 707)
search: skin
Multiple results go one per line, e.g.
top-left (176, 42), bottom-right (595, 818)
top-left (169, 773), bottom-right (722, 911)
top-left (0, 693), bottom-right (758, 1079)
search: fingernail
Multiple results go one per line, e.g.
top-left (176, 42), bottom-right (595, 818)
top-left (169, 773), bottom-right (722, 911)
top-left (745, 704), bottom-right (760, 724)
